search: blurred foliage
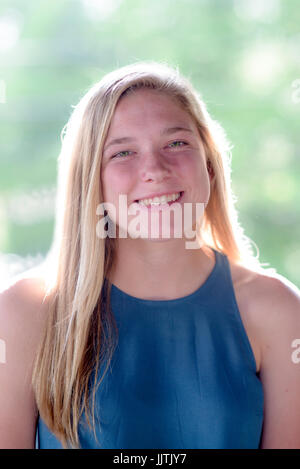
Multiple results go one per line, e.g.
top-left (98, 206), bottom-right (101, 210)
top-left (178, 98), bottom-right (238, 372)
top-left (0, 0), bottom-right (299, 286)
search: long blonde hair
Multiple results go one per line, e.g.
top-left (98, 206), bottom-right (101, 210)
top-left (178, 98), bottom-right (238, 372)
top-left (32, 61), bottom-right (268, 448)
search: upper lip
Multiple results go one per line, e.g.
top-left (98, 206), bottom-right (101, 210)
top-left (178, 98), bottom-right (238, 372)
top-left (134, 191), bottom-right (183, 202)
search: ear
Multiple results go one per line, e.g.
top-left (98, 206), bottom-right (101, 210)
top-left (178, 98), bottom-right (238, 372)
top-left (207, 159), bottom-right (214, 180)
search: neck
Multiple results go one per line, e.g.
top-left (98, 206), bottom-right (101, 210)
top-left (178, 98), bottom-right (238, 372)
top-left (108, 237), bottom-right (215, 300)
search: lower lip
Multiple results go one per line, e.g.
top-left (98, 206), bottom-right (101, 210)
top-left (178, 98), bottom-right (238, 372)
top-left (135, 192), bottom-right (184, 210)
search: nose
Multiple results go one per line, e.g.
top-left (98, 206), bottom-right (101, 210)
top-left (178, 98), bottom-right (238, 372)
top-left (140, 148), bottom-right (171, 183)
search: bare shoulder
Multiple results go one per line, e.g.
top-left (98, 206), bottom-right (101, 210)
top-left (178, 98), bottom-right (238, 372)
top-left (0, 272), bottom-right (49, 367)
top-left (229, 260), bottom-right (300, 321)
top-left (228, 260), bottom-right (300, 373)
top-left (0, 272), bottom-right (49, 329)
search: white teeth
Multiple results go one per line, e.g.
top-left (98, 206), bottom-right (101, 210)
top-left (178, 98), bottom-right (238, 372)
top-left (138, 192), bottom-right (181, 206)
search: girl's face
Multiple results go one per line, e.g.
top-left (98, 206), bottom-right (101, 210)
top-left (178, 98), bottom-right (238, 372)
top-left (100, 88), bottom-right (210, 241)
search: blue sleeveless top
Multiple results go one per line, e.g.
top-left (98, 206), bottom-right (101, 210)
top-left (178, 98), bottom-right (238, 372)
top-left (37, 249), bottom-right (264, 449)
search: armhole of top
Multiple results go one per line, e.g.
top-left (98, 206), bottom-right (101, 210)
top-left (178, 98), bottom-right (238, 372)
top-left (35, 420), bottom-right (40, 449)
top-left (222, 254), bottom-right (259, 374)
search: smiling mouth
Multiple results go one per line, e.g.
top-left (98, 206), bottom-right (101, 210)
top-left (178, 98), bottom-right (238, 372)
top-left (135, 191), bottom-right (184, 207)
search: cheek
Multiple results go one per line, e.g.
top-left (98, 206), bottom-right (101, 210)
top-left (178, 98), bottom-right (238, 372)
top-left (101, 166), bottom-right (133, 202)
top-left (180, 157), bottom-right (210, 198)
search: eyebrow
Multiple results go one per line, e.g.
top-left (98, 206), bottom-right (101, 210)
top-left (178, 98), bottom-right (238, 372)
top-left (103, 126), bottom-right (193, 152)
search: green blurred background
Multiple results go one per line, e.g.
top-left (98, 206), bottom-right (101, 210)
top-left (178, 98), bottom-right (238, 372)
top-left (0, 0), bottom-right (299, 287)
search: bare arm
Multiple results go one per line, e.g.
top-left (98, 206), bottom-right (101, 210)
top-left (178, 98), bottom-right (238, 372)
top-left (257, 276), bottom-right (300, 448)
top-left (0, 277), bottom-right (47, 449)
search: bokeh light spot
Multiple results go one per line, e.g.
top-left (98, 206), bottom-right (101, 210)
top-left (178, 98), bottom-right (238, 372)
top-left (234, 0), bottom-right (280, 23)
top-left (0, 10), bottom-right (22, 51)
top-left (81, 0), bottom-right (123, 21)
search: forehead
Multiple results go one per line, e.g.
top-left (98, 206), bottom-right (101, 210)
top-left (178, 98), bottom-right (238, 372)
top-left (108, 88), bottom-right (196, 132)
